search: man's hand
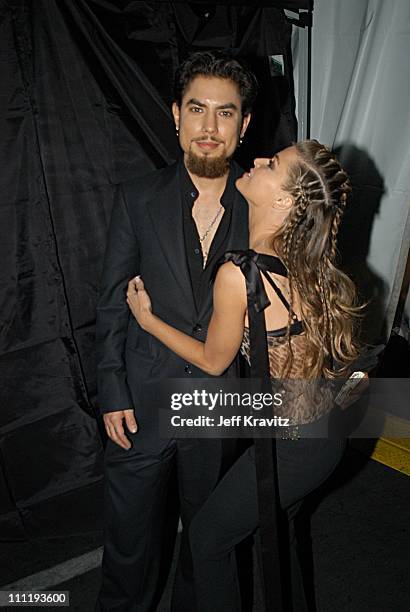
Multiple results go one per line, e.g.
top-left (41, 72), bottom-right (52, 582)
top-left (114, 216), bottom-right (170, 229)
top-left (103, 409), bottom-right (138, 450)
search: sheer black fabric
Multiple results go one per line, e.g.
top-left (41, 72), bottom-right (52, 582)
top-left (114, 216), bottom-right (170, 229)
top-left (0, 0), bottom-right (297, 538)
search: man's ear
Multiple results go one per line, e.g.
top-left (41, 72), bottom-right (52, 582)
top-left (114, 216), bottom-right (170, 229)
top-left (240, 113), bottom-right (252, 138)
top-left (172, 102), bottom-right (180, 130)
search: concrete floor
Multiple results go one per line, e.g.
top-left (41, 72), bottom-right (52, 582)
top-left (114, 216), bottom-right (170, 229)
top-left (1, 444), bottom-right (409, 612)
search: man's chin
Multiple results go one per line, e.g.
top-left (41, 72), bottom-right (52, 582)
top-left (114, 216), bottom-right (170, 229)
top-left (186, 150), bottom-right (230, 179)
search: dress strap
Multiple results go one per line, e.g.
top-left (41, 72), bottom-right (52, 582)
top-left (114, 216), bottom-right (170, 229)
top-left (215, 249), bottom-right (298, 322)
top-left (260, 270), bottom-right (299, 323)
top-left (260, 270), bottom-right (291, 311)
top-left (256, 252), bottom-right (288, 277)
top-left (214, 249), bottom-right (271, 313)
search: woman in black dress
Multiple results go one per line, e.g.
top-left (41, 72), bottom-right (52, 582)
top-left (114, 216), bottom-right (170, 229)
top-left (127, 140), bottom-right (362, 611)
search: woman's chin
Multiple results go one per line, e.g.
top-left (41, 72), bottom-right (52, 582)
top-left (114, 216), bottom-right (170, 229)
top-left (235, 175), bottom-right (247, 196)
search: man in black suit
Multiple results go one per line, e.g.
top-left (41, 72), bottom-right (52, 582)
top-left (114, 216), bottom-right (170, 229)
top-left (95, 51), bottom-right (257, 612)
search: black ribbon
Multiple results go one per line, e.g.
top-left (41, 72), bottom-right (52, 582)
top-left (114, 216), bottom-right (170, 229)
top-left (216, 250), bottom-right (291, 612)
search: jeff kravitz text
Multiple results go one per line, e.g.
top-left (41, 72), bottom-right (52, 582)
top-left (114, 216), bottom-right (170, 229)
top-left (170, 414), bottom-right (290, 427)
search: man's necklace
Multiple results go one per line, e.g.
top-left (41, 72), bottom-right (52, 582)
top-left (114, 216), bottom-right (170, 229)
top-left (197, 205), bottom-right (224, 266)
top-left (198, 205), bottom-right (223, 243)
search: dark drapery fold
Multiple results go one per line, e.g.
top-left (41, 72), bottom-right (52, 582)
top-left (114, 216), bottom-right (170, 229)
top-left (0, 0), bottom-right (297, 538)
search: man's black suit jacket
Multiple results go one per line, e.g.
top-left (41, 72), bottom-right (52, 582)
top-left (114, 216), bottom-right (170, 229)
top-left (96, 159), bottom-right (248, 420)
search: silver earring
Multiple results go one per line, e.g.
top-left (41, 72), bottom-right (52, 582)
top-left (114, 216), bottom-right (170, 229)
top-left (238, 137), bottom-right (243, 146)
top-left (176, 127), bottom-right (179, 137)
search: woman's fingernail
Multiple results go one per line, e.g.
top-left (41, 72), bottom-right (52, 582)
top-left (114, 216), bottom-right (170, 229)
top-left (135, 275), bottom-right (140, 281)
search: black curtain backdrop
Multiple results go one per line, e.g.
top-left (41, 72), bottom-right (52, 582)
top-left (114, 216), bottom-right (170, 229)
top-left (0, 0), bottom-right (299, 539)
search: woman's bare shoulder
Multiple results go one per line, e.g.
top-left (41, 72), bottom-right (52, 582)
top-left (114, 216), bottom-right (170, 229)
top-left (215, 261), bottom-right (245, 285)
top-left (214, 262), bottom-right (246, 303)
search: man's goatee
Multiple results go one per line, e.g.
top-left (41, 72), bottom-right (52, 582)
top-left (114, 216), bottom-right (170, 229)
top-left (186, 149), bottom-right (230, 178)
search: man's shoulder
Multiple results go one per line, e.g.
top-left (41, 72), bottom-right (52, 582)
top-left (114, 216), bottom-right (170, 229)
top-left (120, 162), bottom-right (179, 202)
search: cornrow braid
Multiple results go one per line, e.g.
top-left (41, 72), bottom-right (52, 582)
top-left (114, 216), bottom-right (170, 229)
top-left (329, 206), bottom-right (343, 262)
top-left (281, 181), bottom-right (309, 269)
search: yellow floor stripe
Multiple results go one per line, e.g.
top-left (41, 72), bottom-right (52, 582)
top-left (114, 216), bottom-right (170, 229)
top-left (351, 414), bottom-right (410, 476)
top-left (371, 437), bottom-right (410, 476)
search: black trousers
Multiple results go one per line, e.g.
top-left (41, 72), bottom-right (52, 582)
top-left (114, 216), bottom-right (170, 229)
top-left (95, 435), bottom-right (237, 612)
top-left (189, 438), bottom-right (346, 612)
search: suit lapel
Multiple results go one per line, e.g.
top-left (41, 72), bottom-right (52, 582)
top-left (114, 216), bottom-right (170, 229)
top-left (146, 163), bottom-right (197, 316)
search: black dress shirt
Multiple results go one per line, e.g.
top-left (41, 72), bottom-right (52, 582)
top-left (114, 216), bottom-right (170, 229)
top-left (179, 160), bottom-right (238, 313)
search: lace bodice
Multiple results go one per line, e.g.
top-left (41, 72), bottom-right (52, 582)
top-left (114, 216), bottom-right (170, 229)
top-left (240, 327), bottom-right (333, 425)
top-left (240, 326), bottom-right (307, 378)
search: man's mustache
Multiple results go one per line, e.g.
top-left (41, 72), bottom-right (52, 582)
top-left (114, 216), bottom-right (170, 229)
top-left (191, 137), bottom-right (224, 144)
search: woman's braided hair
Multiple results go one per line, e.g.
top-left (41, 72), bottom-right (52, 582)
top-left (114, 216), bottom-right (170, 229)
top-left (273, 140), bottom-right (362, 378)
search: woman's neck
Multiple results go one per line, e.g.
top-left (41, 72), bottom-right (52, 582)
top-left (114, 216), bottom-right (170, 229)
top-left (248, 210), bottom-right (281, 256)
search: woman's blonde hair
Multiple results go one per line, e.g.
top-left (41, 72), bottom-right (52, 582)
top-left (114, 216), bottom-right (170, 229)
top-left (273, 139), bottom-right (363, 378)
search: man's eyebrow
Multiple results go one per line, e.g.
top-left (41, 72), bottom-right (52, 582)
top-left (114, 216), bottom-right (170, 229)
top-left (185, 98), bottom-right (239, 111)
top-left (186, 98), bottom-right (206, 107)
top-left (216, 102), bottom-right (239, 111)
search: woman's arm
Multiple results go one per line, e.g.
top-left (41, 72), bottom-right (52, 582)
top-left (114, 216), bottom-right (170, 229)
top-left (127, 262), bottom-right (247, 376)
